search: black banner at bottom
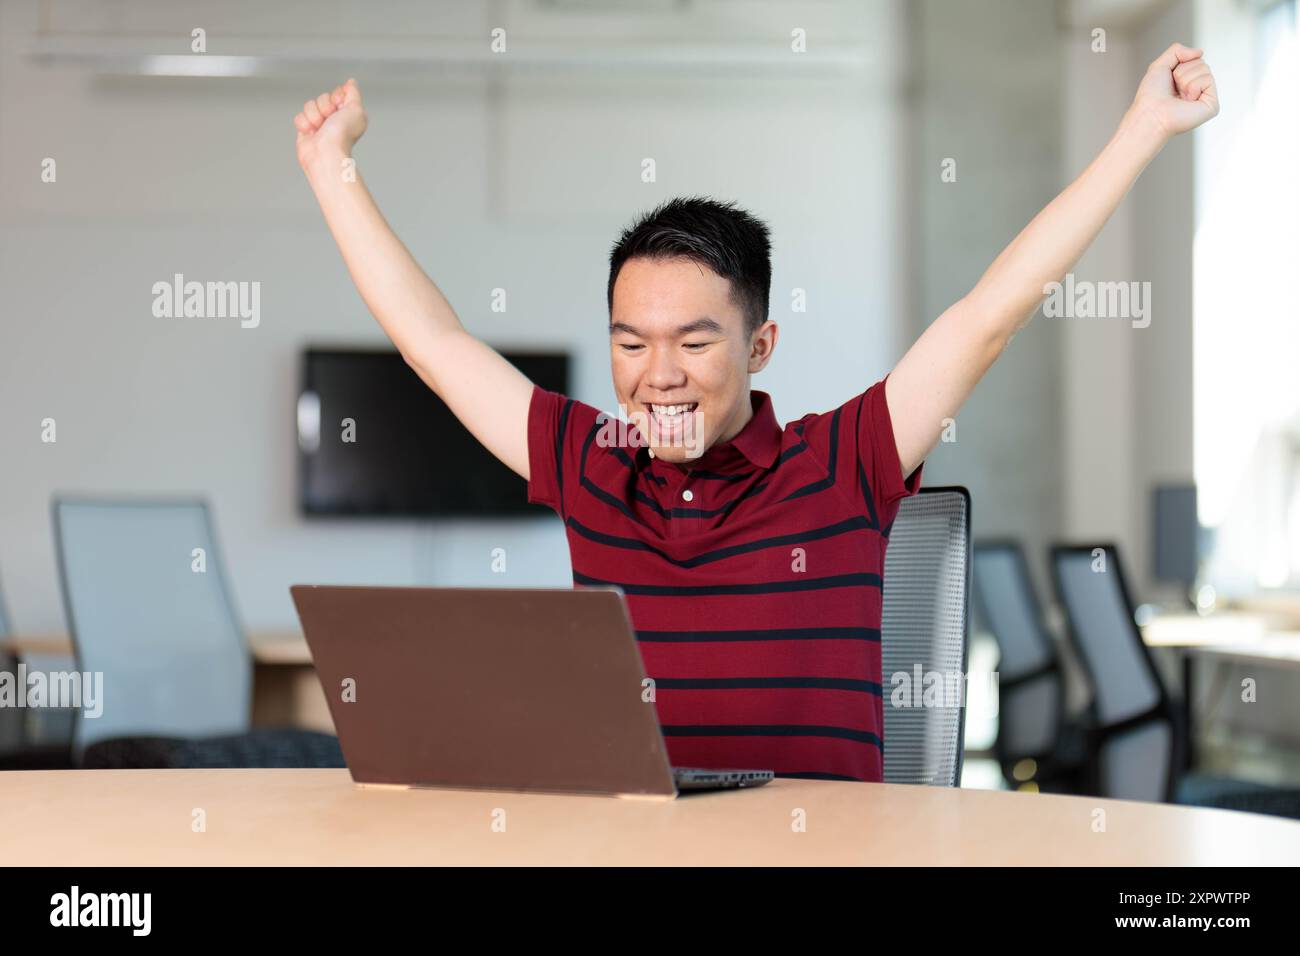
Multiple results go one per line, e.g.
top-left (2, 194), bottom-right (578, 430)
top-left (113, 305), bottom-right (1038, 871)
top-left (3, 867), bottom-right (1288, 940)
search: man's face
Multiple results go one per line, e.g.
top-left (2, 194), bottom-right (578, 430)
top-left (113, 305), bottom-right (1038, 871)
top-left (609, 256), bottom-right (776, 465)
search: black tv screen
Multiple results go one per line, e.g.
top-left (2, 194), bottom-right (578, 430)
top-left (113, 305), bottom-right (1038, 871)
top-left (298, 347), bottom-right (569, 516)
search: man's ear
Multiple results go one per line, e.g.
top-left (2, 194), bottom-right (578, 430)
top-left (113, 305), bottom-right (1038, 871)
top-left (748, 320), bottom-right (779, 373)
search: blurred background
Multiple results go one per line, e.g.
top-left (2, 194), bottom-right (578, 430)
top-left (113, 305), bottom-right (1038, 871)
top-left (1, 0), bottom-right (1298, 802)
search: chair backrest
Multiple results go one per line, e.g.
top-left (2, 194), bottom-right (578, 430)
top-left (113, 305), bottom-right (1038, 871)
top-left (53, 498), bottom-right (252, 753)
top-left (881, 487), bottom-right (970, 787)
top-left (1050, 544), bottom-right (1175, 802)
top-left (972, 542), bottom-right (1064, 761)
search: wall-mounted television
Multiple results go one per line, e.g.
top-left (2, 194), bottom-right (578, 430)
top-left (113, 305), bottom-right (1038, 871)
top-left (297, 347), bottom-right (569, 517)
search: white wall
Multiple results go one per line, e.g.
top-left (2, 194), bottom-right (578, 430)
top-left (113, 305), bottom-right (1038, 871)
top-left (909, 0), bottom-right (1064, 592)
top-left (1059, 0), bottom-right (1198, 602)
top-left (1060, 22), bottom-right (1140, 555)
top-left (0, 0), bottom-right (910, 630)
top-left (1132, 0), bottom-right (1196, 599)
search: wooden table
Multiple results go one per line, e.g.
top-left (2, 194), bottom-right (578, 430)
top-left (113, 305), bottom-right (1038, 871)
top-left (0, 632), bottom-right (329, 734)
top-left (1141, 611), bottom-right (1293, 687)
top-left (3, 769), bottom-right (1297, 865)
top-left (1143, 612), bottom-right (1300, 669)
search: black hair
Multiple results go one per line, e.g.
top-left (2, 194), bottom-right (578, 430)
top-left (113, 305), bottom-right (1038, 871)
top-left (606, 196), bottom-right (772, 339)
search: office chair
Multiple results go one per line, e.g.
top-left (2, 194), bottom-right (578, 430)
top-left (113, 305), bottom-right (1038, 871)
top-left (972, 541), bottom-right (1088, 792)
top-left (52, 498), bottom-right (343, 769)
top-left (1050, 544), bottom-right (1179, 802)
top-left (1049, 543), bottom-right (1300, 817)
top-left (881, 486), bottom-right (970, 787)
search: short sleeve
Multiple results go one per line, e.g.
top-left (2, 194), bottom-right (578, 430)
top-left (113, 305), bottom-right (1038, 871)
top-left (527, 384), bottom-right (567, 515)
top-left (796, 377), bottom-right (923, 529)
top-left (862, 376), bottom-right (924, 509)
top-left (527, 384), bottom-right (607, 520)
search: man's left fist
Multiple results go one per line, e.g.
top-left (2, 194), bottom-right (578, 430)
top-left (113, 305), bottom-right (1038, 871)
top-left (1131, 42), bottom-right (1220, 139)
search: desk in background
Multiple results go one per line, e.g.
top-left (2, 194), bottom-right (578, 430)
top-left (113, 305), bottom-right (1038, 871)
top-left (0, 631), bottom-right (328, 734)
top-left (1142, 612), bottom-right (1300, 773)
top-left (1143, 612), bottom-right (1300, 669)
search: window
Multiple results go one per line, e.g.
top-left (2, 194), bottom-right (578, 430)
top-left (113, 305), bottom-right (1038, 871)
top-left (1194, 0), bottom-right (1300, 593)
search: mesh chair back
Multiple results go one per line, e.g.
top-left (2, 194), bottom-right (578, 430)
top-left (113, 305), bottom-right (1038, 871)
top-left (1051, 547), bottom-right (1159, 724)
top-left (881, 487), bottom-right (970, 787)
top-left (973, 544), bottom-right (1052, 676)
top-left (972, 543), bottom-right (1062, 758)
top-left (1051, 545), bottom-right (1174, 802)
top-left (53, 499), bottom-right (252, 754)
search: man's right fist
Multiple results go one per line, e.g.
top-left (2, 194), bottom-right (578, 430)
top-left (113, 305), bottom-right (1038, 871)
top-left (294, 78), bottom-right (368, 168)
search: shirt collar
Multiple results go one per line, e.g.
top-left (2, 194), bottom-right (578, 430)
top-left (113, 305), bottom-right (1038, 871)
top-left (642, 389), bottom-right (782, 473)
top-left (727, 389), bottom-right (782, 470)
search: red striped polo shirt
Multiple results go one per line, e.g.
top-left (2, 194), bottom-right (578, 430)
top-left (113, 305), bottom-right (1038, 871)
top-left (526, 380), bottom-right (922, 782)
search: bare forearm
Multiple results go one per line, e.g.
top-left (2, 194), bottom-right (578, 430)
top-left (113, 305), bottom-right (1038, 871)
top-left (293, 81), bottom-right (536, 479)
top-left (886, 112), bottom-right (1167, 472)
top-left (965, 108), bottom-right (1167, 343)
top-left (885, 43), bottom-right (1216, 477)
top-left (302, 148), bottom-right (464, 365)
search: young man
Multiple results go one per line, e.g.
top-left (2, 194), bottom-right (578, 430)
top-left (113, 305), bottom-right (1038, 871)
top-left (293, 45), bottom-right (1217, 782)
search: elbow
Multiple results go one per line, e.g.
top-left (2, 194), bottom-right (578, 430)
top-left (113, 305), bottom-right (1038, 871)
top-left (952, 294), bottom-right (1015, 360)
top-left (400, 348), bottom-right (439, 394)
top-left (984, 322), bottom-right (1014, 361)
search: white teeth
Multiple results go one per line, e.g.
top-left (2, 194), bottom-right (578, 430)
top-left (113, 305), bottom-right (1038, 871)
top-left (650, 403), bottom-right (697, 417)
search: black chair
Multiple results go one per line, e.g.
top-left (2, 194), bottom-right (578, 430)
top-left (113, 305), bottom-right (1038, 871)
top-left (80, 727), bottom-right (343, 769)
top-left (1178, 782), bottom-right (1300, 821)
top-left (972, 541), bottom-right (1087, 792)
top-left (1050, 543), bottom-right (1300, 817)
top-left (1051, 544), bottom-right (1181, 801)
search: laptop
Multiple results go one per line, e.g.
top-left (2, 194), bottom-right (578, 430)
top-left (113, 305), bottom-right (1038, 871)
top-left (289, 584), bottom-right (773, 797)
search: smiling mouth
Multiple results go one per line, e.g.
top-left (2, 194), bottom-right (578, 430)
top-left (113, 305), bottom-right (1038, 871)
top-left (642, 401), bottom-right (699, 436)
top-left (646, 402), bottom-right (699, 417)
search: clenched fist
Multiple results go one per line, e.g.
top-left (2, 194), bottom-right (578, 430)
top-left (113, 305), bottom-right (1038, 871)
top-left (1130, 43), bottom-right (1219, 140)
top-left (294, 78), bottom-right (368, 169)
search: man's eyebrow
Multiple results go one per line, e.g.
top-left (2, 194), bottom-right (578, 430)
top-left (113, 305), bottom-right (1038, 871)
top-left (677, 317), bottom-right (725, 335)
top-left (608, 317), bottom-right (726, 336)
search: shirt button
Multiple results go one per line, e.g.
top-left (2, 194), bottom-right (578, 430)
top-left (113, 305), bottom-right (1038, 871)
top-left (682, 489), bottom-right (694, 502)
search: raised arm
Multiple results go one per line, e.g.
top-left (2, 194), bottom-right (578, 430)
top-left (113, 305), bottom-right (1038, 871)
top-left (886, 43), bottom-right (1219, 476)
top-left (294, 80), bottom-right (534, 480)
